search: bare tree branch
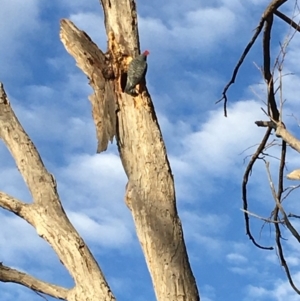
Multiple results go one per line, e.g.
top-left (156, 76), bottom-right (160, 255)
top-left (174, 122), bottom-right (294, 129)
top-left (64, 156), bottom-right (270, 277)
top-left (60, 20), bottom-right (116, 153)
top-left (0, 263), bottom-right (68, 300)
top-left (277, 140), bottom-right (286, 200)
top-left (1, 0), bottom-right (200, 299)
top-left (0, 191), bottom-right (31, 220)
top-left (0, 83), bottom-right (115, 301)
top-left (282, 185), bottom-right (300, 202)
top-left (275, 10), bottom-right (300, 31)
top-left (99, 0), bottom-right (140, 56)
top-left (255, 120), bottom-right (300, 154)
top-left (274, 220), bottom-right (300, 294)
top-left (242, 127), bottom-right (273, 250)
top-left (262, 0), bottom-right (288, 16)
top-left (275, 123), bottom-right (300, 153)
top-left (264, 157), bottom-right (300, 294)
top-left (217, 18), bottom-right (265, 116)
top-left (255, 120), bottom-right (276, 128)
top-left (0, 83), bottom-right (58, 206)
top-left (288, 213), bottom-right (300, 219)
top-left (240, 209), bottom-right (283, 223)
top-left (220, 0), bottom-right (300, 294)
top-left (265, 162), bottom-right (300, 243)
top-left (218, 0), bottom-right (288, 116)
top-left (58, 1), bottom-right (199, 300)
top-left (263, 13), bottom-right (280, 121)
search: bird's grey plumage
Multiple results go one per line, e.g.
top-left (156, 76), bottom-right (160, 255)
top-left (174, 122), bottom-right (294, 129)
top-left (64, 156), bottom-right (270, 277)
top-left (125, 51), bottom-right (149, 96)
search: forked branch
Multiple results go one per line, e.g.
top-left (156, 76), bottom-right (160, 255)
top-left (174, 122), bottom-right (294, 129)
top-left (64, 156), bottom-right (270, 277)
top-left (0, 82), bottom-right (115, 301)
top-left (275, 10), bottom-right (300, 31)
top-left (60, 19), bottom-right (116, 153)
top-left (242, 127), bottom-right (273, 250)
top-left (218, 0), bottom-right (288, 116)
top-left (0, 192), bottom-right (31, 219)
top-left (220, 0), bottom-right (300, 295)
top-left (255, 121), bottom-right (300, 153)
top-left (265, 162), bottom-right (300, 294)
top-left (0, 263), bottom-right (68, 300)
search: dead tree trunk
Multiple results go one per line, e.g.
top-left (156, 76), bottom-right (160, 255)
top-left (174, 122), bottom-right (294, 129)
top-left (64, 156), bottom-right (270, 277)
top-left (60, 0), bottom-right (199, 299)
top-left (0, 1), bottom-right (199, 300)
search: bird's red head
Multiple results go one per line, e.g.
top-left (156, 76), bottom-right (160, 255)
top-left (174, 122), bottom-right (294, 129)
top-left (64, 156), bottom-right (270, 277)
top-left (143, 50), bottom-right (150, 56)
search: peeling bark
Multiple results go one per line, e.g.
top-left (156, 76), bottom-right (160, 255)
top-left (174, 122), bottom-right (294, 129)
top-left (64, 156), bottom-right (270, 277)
top-left (60, 20), bottom-right (116, 152)
top-left (0, 83), bottom-right (115, 301)
top-left (61, 0), bottom-right (199, 300)
top-left (0, 0), bottom-right (199, 300)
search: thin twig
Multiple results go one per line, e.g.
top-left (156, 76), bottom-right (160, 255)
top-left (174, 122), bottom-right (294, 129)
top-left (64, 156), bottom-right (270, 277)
top-left (242, 127), bottom-right (273, 250)
top-left (263, 14), bottom-right (280, 121)
top-left (0, 263), bottom-right (68, 299)
top-left (240, 209), bottom-right (283, 223)
top-left (275, 10), bottom-right (300, 31)
top-left (217, 0), bottom-right (288, 116)
top-left (275, 222), bottom-right (300, 294)
top-left (216, 19), bottom-right (265, 117)
top-left (265, 162), bottom-right (300, 243)
top-left (288, 213), bottom-right (300, 219)
top-left (277, 141), bottom-right (286, 200)
top-left (282, 185), bottom-right (300, 202)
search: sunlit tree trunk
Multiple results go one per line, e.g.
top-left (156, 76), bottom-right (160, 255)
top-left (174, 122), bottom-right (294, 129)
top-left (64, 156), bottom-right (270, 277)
top-left (61, 0), bottom-right (199, 299)
top-left (0, 1), bottom-right (199, 300)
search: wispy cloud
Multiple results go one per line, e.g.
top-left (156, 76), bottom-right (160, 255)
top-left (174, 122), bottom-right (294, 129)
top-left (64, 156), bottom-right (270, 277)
top-left (2, 1), bottom-right (300, 301)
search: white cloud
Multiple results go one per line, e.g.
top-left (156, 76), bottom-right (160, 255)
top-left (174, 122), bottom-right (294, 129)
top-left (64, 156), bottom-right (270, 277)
top-left (0, 143), bottom-right (32, 201)
top-left (58, 153), bottom-right (127, 208)
top-left (181, 100), bottom-right (266, 179)
top-left (180, 211), bottom-right (231, 259)
top-left (226, 252), bottom-right (248, 264)
top-left (182, 211), bottom-right (230, 234)
top-left (246, 285), bottom-right (269, 299)
top-left (230, 266), bottom-right (257, 276)
top-left (54, 153), bottom-right (133, 249)
top-left (6, 72), bottom-right (97, 156)
top-left (246, 273), bottom-right (300, 301)
top-left (0, 213), bottom-right (50, 265)
top-left (0, 0), bottom-right (41, 79)
top-left (1, 284), bottom-right (41, 301)
top-left (156, 98), bottom-right (275, 202)
top-left (55, 0), bottom-right (99, 11)
top-left (0, 0), bottom-right (40, 45)
top-left (174, 7), bottom-right (237, 47)
top-left (13, 101), bottom-right (95, 154)
top-left (201, 284), bottom-right (216, 301)
top-left (68, 212), bottom-right (133, 248)
top-left (2, 1), bottom-right (300, 301)
top-left (139, 5), bottom-right (238, 56)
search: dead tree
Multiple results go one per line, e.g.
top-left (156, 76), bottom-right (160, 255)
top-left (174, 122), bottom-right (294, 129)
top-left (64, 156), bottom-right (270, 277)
top-left (219, 0), bottom-right (300, 294)
top-left (0, 1), bottom-right (199, 300)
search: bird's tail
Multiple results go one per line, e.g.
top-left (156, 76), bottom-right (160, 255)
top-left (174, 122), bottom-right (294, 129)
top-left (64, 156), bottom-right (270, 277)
top-left (124, 84), bottom-right (131, 94)
top-left (124, 84), bottom-right (137, 96)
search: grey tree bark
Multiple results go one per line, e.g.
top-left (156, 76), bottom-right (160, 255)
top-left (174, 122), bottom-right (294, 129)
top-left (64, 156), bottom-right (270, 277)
top-left (0, 1), bottom-right (199, 301)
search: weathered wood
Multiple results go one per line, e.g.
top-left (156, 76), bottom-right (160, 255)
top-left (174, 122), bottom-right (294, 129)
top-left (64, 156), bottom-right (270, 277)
top-left (287, 169), bottom-right (300, 180)
top-left (0, 83), bottom-right (115, 301)
top-left (99, 0), bottom-right (140, 56)
top-left (60, 19), bottom-right (116, 152)
top-left (0, 0), bottom-right (199, 299)
top-left (0, 263), bottom-right (68, 300)
top-left (61, 0), bottom-right (200, 300)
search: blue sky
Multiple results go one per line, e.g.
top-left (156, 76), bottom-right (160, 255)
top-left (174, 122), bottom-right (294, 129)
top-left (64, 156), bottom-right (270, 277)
top-left (2, 0), bottom-right (300, 300)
